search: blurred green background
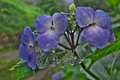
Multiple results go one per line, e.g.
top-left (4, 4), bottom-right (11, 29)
top-left (0, 0), bottom-right (120, 80)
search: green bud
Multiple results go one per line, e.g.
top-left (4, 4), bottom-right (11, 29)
top-left (69, 3), bottom-right (76, 11)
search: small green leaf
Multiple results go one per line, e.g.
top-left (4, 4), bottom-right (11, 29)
top-left (17, 62), bottom-right (35, 80)
top-left (10, 60), bottom-right (38, 80)
top-left (86, 38), bottom-right (120, 68)
top-left (9, 60), bottom-right (26, 70)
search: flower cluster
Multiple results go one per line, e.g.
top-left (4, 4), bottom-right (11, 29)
top-left (76, 7), bottom-right (116, 49)
top-left (19, 27), bottom-right (36, 70)
top-left (19, 5), bottom-right (116, 70)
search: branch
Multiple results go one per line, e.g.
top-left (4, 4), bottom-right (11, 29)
top-left (75, 28), bottom-right (84, 48)
top-left (64, 33), bottom-right (72, 49)
top-left (58, 43), bottom-right (71, 50)
top-left (81, 62), bottom-right (100, 80)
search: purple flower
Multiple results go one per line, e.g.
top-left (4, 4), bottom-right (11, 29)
top-left (76, 7), bottom-right (116, 49)
top-left (19, 27), bottom-right (36, 70)
top-left (34, 13), bottom-right (68, 51)
top-left (52, 71), bottom-right (64, 80)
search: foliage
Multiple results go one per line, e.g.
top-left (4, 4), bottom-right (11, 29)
top-left (105, 0), bottom-right (120, 8)
top-left (87, 38), bottom-right (120, 68)
top-left (10, 60), bottom-right (36, 80)
top-left (0, 0), bottom-right (44, 50)
top-left (91, 51), bottom-right (120, 80)
top-left (0, 0), bottom-right (44, 34)
top-left (10, 51), bottom-right (53, 79)
top-left (37, 0), bottom-right (63, 14)
top-left (22, 0), bottom-right (64, 15)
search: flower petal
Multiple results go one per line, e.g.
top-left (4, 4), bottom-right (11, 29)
top-left (53, 13), bottom-right (68, 35)
top-left (23, 27), bottom-right (34, 39)
top-left (21, 35), bottom-right (30, 45)
top-left (109, 33), bottom-right (116, 41)
top-left (27, 48), bottom-right (36, 70)
top-left (37, 30), bottom-right (59, 51)
top-left (19, 44), bottom-right (31, 60)
top-left (21, 27), bottom-right (35, 45)
top-left (94, 10), bottom-right (111, 29)
top-left (83, 25), bottom-right (110, 49)
top-left (76, 7), bottom-right (94, 27)
top-left (109, 27), bottom-right (116, 41)
top-left (34, 15), bottom-right (52, 33)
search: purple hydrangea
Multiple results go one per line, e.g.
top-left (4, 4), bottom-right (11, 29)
top-left (34, 13), bottom-right (68, 51)
top-left (76, 7), bottom-right (116, 49)
top-left (19, 27), bottom-right (36, 70)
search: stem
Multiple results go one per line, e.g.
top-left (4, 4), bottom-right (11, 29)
top-left (73, 50), bottom-right (99, 80)
top-left (81, 62), bottom-right (100, 80)
top-left (66, 29), bottom-right (70, 34)
top-left (64, 33), bottom-right (72, 49)
top-left (73, 27), bottom-right (77, 33)
top-left (73, 51), bottom-right (99, 80)
top-left (75, 27), bottom-right (84, 48)
top-left (70, 33), bottom-right (74, 51)
top-left (75, 28), bottom-right (81, 48)
top-left (58, 43), bottom-right (71, 50)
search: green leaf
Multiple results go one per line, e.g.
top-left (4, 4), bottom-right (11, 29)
top-left (90, 51), bottom-right (120, 80)
top-left (36, 51), bottom-right (53, 69)
top-left (10, 60), bottom-right (36, 80)
top-left (113, 26), bottom-right (120, 38)
top-left (17, 62), bottom-right (35, 80)
top-left (9, 60), bottom-right (26, 70)
top-left (105, 0), bottom-right (120, 7)
top-left (86, 38), bottom-right (120, 68)
top-left (62, 72), bottom-right (73, 80)
top-left (76, 74), bottom-right (88, 80)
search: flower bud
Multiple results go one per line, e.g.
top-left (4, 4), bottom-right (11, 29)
top-left (69, 3), bottom-right (76, 11)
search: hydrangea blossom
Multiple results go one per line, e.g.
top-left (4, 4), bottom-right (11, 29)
top-left (34, 13), bottom-right (68, 51)
top-left (19, 27), bottom-right (36, 70)
top-left (76, 7), bottom-right (116, 49)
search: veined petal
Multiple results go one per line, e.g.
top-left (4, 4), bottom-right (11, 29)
top-left (28, 48), bottom-right (36, 70)
top-left (19, 44), bottom-right (31, 60)
top-left (37, 30), bottom-right (59, 51)
top-left (34, 15), bottom-right (52, 33)
top-left (53, 13), bottom-right (68, 35)
top-left (21, 35), bottom-right (30, 45)
top-left (23, 27), bottom-right (34, 40)
top-left (21, 27), bottom-right (35, 45)
top-left (76, 7), bottom-right (94, 27)
top-left (83, 25), bottom-right (110, 49)
top-left (94, 10), bottom-right (111, 29)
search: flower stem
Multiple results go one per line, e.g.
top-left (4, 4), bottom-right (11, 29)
top-left (73, 26), bottom-right (77, 33)
top-left (64, 33), bottom-right (73, 49)
top-left (81, 62), bottom-right (100, 80)
top-left (70, 33), bottom-right (74, 50)
top-left (75, 28), bottom-right (84, 48)
top-left (58, 43), bottom-right (71, 50)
